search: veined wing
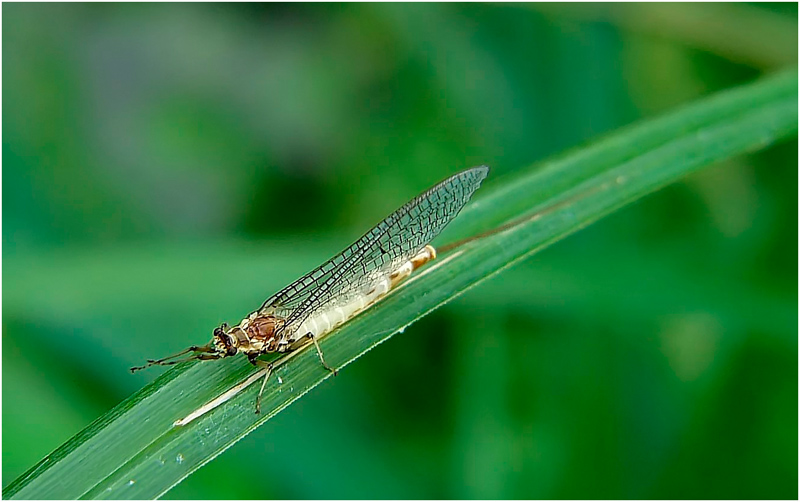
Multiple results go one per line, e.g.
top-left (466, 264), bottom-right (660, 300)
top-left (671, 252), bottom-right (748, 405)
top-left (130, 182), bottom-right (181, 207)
top-left (259, 166), bottom-right (489, 338)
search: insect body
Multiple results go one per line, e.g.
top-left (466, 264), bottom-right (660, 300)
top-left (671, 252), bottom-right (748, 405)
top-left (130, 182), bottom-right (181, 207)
top-left (132, 166), bottom-right (489, 418)
top-left (206, 244), bottom-right (437, 371)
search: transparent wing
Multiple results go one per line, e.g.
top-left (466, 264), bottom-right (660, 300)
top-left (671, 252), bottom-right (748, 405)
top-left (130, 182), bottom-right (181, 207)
top-left (259, 166), bottom-right (489, 337)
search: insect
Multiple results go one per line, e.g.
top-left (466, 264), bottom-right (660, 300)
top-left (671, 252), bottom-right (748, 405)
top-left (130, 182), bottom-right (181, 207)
top-left (132, 166), bottom-right (489, 419)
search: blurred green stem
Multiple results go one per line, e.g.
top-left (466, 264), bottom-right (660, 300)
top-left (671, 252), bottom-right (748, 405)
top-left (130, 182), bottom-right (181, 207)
top-left (530, 3), bottom-right (798, 69)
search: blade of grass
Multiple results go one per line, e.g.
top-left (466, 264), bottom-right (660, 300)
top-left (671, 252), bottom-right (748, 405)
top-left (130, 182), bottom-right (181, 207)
top-left (4, 69), bottom-right (797, 500)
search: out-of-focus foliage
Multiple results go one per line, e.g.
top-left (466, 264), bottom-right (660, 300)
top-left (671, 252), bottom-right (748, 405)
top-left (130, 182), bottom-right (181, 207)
top-left (3, 3), bottom-right (797, 499)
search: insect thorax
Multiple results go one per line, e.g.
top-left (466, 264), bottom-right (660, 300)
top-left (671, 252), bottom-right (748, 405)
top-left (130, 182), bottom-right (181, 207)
top-left (223, 313), bottom-right (287, 355)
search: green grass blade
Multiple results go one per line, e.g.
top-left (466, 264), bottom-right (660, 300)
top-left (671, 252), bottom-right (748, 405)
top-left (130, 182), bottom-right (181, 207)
top-left (4, 69), bottom-right (797, 500)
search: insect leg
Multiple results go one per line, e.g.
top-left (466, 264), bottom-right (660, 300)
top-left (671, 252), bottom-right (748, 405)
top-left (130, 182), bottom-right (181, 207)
top-left (307, 333), bottom-right (338, 376)
top-left (130, 344), bottom-right (216, 372)
top-left (253, 360), bottom-right (274, 415)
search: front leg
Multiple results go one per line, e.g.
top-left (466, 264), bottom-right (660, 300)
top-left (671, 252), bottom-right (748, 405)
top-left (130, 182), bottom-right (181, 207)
top-left (248, 354), bottom-right (274, 414)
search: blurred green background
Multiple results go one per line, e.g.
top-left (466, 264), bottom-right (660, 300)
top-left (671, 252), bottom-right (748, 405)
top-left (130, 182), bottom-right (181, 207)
top-left (3, 3), bottom-right (797, 499)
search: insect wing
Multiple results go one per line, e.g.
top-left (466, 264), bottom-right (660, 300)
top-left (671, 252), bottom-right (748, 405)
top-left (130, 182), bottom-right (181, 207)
top-left (261, 166), bottom-right (489, 338)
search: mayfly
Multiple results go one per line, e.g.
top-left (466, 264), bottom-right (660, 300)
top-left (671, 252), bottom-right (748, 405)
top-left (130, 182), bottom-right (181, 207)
top-left (132, 166), bottom-right (489, 423)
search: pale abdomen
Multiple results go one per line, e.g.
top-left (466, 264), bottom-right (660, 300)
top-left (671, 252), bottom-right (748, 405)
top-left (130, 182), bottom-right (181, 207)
top-left (289, 244), bottom-right (436, 343)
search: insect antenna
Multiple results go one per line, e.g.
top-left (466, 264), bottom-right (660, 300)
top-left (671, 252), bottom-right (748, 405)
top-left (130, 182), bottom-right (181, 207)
top-left (130, 344), bottom-right (214, 373)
